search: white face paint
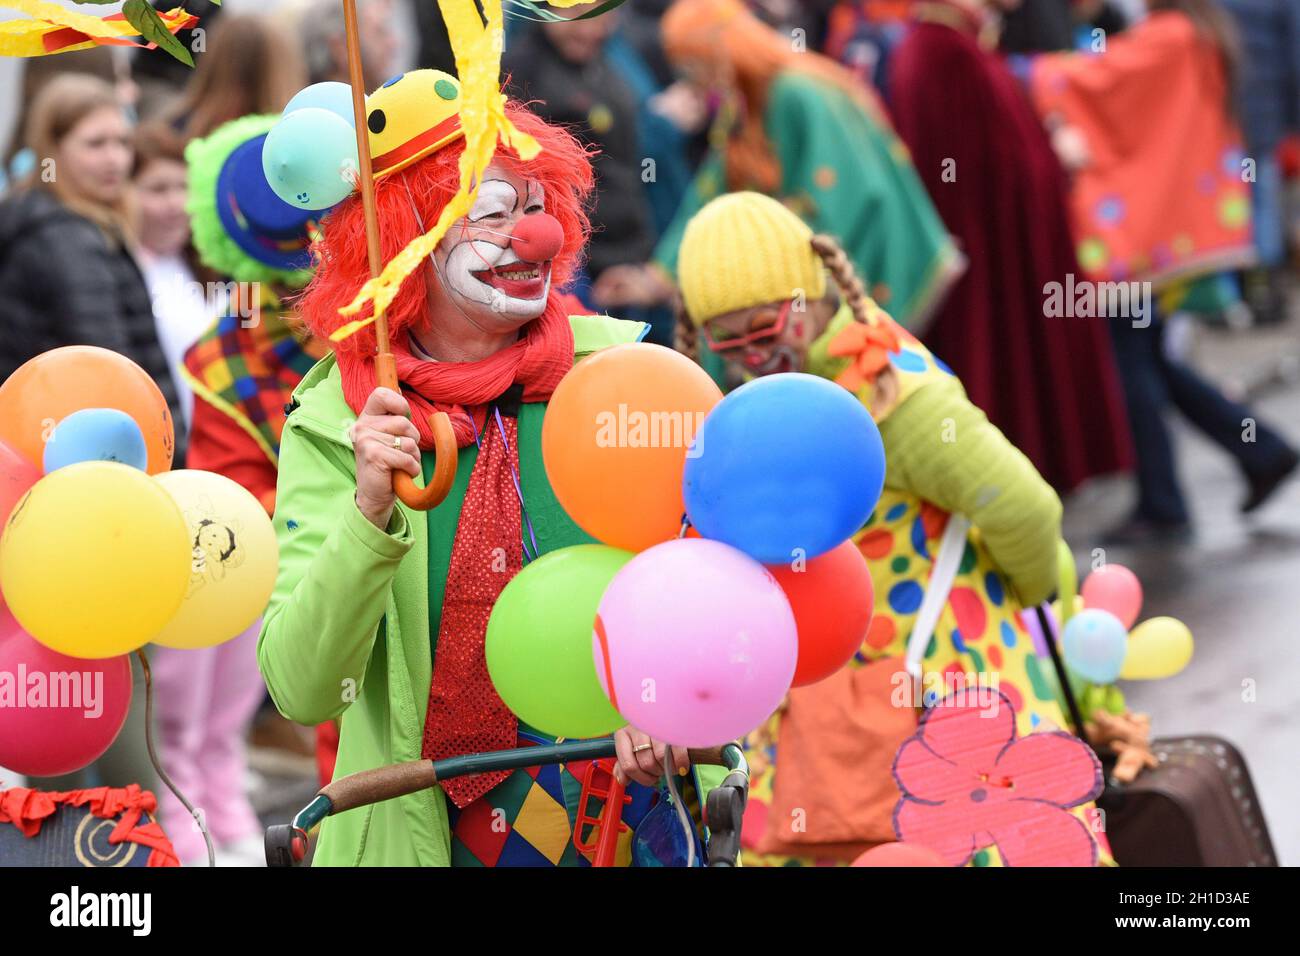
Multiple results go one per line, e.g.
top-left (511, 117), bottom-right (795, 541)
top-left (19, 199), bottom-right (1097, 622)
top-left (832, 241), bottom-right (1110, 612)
top-left (432, 168), bottom-right (552, 327)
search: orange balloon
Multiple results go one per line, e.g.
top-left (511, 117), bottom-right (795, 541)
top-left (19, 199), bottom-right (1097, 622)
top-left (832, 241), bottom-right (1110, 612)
top-left (542, 344), bottom-right (722, 551)
top-left (0, 347), bottom-right (174, 474)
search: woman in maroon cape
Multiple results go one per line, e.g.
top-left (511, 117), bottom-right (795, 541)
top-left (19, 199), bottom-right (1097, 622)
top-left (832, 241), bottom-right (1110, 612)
top-left (883, 1), bottom-right (1131, 492)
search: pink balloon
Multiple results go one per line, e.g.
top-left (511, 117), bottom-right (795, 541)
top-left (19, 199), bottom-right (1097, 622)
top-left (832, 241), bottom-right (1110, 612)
top-left (593, 538), bottom-right (797, 748)
top-left (0, 437), bottom-right (40, 529)
top-left (1080, 564), bottom-right (1143, 630)
top-left (0, 605), bottom-right (132, 776)
top-left (852, 842), bottom-right (949, 867)
top-left (0, 439), bottom-right (39, 620)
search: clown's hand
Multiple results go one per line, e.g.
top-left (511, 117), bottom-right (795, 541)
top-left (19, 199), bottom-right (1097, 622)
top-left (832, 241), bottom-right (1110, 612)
top-left (350, 387), bottom-right (422, 530)
top-left (613, 725), bottom-right (690, 787)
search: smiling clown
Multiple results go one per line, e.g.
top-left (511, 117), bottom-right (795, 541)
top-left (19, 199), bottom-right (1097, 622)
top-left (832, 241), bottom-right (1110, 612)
top-left (257, 68), bottom-right (725, 867)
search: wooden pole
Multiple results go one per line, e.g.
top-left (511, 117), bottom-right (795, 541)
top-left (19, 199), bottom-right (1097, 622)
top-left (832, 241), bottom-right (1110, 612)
top-left (341, 0), bottom-right (388, 350)
top-left (339, 0), bottom-right (457, 509)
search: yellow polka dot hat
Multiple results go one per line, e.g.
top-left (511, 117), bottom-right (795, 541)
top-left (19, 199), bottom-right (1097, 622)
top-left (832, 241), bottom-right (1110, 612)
top-left (365, 69), bottom-right (466, 179)
top-left (678, 192), bottom-right (828, 325)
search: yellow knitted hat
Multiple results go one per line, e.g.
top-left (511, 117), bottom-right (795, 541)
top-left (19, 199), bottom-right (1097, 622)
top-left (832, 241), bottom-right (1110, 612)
top-left (678, 192), bottom-right (827, 325)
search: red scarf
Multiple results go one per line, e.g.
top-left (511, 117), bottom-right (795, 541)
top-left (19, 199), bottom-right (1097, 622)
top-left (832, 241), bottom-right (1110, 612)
top-left (338, 297), bottom-right (575, 449)
top-left (337, 297), bottom-right (574, 807)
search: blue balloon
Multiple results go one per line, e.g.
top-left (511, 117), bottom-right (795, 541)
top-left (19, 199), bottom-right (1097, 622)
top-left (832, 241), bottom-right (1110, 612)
top-left (43, 408), bottom-right (147, 474)
top-left (1062, 609), bottom-right (1129, 684)
top-left (262, 107), bottom-right (359, 211)
top-left (284, 81), bottom-right (357, 127)
top-left (682, 373), bottom-right (885, 564)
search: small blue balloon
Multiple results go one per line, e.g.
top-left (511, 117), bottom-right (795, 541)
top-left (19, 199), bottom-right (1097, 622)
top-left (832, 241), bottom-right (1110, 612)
top-left (262, 107), bottom-right (359, 211)
top-left (683, 373), bottom-right (886, 564)
top-left (1062, 608), bottom-right (1129, 684)
top-left (43, 408), bottom-right (147, 474)
top-left (284, 81), bottom-right (357, 127)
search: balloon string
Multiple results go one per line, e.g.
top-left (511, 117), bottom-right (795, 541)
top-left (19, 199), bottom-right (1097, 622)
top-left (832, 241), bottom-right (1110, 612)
top-left (493, 406), bottom-right (539, 563)
top-left (466, 408), bottom-right (539, 563)
top-left (136, 648), bottom-right (215, 867)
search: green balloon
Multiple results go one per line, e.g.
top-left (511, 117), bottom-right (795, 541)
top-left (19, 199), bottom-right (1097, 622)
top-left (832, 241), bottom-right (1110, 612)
top-left (486, 544), bottom-right (632, 738)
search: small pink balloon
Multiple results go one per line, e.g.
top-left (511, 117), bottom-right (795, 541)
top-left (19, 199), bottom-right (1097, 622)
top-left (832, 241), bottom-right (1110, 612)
top-left (593, 538), bottom-right (797, 747)
top-left (1080, 564), bottom-right (1143, 630)
top-left (852, 842), bottom-right (949, 867)
top-left (0, 605), bottom-right (132, 776)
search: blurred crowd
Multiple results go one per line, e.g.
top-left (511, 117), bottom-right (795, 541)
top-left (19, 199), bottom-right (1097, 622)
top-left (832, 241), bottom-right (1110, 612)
top-left (1, 0), bottom-right (1299, 864)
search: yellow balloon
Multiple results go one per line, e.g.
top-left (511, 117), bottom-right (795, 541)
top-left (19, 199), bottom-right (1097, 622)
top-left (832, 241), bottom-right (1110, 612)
top-left (0, 461), bottom-right (189, 658)
top-left (150, 470), bottom-right (279, 649)
top-left (1121, 616), bottom-right (1194, 680)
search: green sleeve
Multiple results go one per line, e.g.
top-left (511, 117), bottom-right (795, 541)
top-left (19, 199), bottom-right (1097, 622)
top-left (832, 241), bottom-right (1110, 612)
top-left (880, 378), bottom-right (1062, 606)
top-left (652, 151), bottom-right (728, 280)
top-left (257, 423), bottom-right (414, 725)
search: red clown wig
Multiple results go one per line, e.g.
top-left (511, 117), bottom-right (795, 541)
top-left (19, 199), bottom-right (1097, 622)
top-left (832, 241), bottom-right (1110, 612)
top-left (297, 102), bottom-right (597, 359)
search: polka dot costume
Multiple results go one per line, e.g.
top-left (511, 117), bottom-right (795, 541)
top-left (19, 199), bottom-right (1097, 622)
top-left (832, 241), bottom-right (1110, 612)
top-left (740, 310), bottom-right (1107, 867)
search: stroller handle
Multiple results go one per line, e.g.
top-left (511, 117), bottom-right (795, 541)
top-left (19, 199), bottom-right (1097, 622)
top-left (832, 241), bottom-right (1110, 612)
top-left (266, 739), bottom-right (748, 866)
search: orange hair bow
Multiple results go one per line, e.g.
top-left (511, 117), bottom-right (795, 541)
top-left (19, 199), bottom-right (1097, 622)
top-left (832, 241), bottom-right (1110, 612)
top-left (827, 319), bottom-right (901, 393)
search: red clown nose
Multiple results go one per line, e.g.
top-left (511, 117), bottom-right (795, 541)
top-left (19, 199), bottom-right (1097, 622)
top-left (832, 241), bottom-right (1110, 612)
top-left (510, 213), bottom-right (564, 264)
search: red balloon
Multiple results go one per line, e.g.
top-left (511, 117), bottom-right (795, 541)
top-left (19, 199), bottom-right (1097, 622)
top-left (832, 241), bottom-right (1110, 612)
top-left (0, 605), bottom-right (132, 776)
top-left (852, 842), bottom-right (949, 867)
top-left (0, 438), bottom-right (40, 530)
top-left (769, 540), bottom-right (874, 687)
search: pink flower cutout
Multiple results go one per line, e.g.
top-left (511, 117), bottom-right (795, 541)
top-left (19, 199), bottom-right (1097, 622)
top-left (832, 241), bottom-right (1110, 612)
top-left (892, 689), bottom-right (1103, 867)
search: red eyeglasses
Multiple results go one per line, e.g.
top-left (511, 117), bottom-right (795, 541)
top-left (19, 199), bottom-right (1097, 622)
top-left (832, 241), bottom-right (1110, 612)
top-left (702, 299), bottom-right (794, 353)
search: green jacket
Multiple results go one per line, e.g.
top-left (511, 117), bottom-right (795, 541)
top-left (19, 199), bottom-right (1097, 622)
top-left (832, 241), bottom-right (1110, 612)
top-left (259, 315), bottom-right (661, 866)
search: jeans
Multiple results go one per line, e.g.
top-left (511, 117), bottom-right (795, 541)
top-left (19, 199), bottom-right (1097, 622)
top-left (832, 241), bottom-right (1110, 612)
top-left (1108, 313), bottom-right (1295, 523)
top-left (1251, 154), bottom-right (1286, 270)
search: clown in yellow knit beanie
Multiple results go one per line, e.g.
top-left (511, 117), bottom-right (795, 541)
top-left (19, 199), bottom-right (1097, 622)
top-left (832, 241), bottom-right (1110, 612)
top-left (678, 193), bottom-right (826, 325)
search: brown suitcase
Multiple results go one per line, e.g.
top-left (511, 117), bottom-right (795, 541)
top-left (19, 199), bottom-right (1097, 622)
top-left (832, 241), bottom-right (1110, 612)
top-left (1097, 735), bottom-right (1278, 867)
top-left (1030, 608), bottom-right (1277, 869)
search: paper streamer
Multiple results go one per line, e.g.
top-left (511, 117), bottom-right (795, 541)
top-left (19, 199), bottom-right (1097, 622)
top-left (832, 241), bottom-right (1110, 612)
top-left (0, 1), bottom-right (195, 58)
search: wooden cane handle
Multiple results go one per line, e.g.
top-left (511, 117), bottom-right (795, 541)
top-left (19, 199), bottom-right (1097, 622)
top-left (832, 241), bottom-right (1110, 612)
top-left (320, 760), bottom-right (439, 814)
top-left (373, 353), bottom-right (457, 511)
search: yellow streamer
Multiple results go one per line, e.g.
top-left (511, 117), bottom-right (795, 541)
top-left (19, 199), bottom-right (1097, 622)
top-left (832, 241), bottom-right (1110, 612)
top-left (0, 2), bottom-right (193, 58)
top-left (0, 0), bottom-right (127, 38)
top-left (332, 0), bottom-right (541, 340)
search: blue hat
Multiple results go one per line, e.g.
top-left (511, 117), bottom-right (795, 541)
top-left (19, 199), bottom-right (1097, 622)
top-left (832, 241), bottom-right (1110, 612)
top-left (216, 132), bottom-right (315, 273)
top-left (186, 114), bottom-right (318, 287)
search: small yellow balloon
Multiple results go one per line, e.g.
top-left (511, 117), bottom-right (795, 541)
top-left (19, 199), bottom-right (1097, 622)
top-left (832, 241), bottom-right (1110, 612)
top-left (0, 461), bottom-right (189, 658)
top-left (151, 470), bottom-right (279, 649)
top-left (1121, 616), bottom-right (1194, 680)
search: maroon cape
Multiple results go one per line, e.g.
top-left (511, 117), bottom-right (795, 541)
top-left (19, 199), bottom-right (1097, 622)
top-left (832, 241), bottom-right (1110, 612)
top-left (886, 21), bottom-right (1132, 492)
